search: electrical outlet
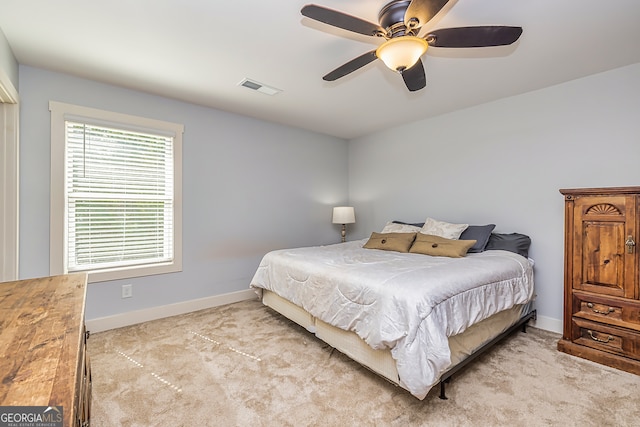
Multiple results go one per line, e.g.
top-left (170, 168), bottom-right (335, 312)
top-left (122, 284), bottom-right (133, 298)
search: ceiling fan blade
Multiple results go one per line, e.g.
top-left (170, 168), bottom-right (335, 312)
top-left (426, 26), bottom-right (523, 48)
top-left (401, 59), bottom-right (426, 92)
top-left (404, 0), bottom-right (451, 29)
top-left (323, 50), bottom-right (378, 81)
top-left (301, 4), bottom-right (384, 37)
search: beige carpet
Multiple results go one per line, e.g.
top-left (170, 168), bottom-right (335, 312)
top-left (88, 299), bottom-right (640, 426)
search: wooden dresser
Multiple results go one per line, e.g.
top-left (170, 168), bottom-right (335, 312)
top-left (0, 273), bottom-right (91, 427)
top-left (558, 187), bottom-right (640, 374)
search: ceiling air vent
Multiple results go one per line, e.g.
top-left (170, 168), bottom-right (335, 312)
top-left (238, 78), bottom-right (282, 96)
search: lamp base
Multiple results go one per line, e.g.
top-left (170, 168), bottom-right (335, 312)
top-left (341, 224), bottom-right (346, 243)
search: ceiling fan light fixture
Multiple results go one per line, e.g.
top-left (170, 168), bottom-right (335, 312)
top-left (375, 36), bottom-right (428, 72)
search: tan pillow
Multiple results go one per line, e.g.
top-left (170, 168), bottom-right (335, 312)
top-left (409, 234), bottom-right (477, 258)
top-left (363, 232), bottom-right (416, 253)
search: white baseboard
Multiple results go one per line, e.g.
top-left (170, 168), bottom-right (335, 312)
top-left (530, 314), bottom-right (562, 334)
top-left (86, 289), bottom-right (258, 333)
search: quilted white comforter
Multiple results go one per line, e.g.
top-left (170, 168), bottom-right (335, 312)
top-left (249, 239), bottom-right (535, 399)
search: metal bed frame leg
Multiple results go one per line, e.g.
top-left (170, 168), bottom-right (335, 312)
top-left (521, 310), bottom-right (537, 333)
top-left (439, 378), bottom-right (450, 400)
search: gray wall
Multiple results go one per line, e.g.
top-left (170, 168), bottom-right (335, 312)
top-left (14, 59), bottom-right (640, 330)
top-left (348, 62), bottom-right (640, 328)
top-left (18, 66), bottom-right (348, 321)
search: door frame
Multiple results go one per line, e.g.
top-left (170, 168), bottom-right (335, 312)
top-left (0, 66), bottom-right (19, 282)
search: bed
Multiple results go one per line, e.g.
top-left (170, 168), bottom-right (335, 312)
top-left (249, 220), bottom-right (536, 400)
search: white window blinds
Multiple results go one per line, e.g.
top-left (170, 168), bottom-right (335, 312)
top-left (65, 121), bottom-right (174, 271)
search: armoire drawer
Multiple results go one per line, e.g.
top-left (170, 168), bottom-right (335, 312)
top-left (571, 317), bottom-right (640, 361)
top-left (572, 291), bottom-right (640, 332)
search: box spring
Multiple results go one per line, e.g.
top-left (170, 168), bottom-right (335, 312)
top-left (262, 289), bottom-right (533, 396)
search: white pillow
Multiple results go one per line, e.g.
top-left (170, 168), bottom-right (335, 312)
top-left (420, 217), bottom-right (469, 240)
top-left (381, 221), bottom-right (422, 234)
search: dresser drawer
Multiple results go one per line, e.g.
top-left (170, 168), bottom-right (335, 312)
top-left (572, 290), bottom-right (640, 332)
top-left (571, 317), bottom-right (640, 361)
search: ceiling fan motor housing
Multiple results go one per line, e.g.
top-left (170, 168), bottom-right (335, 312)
top-left (378, 0), bottom-right (415, 38)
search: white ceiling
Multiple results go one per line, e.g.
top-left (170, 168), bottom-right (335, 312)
top-left (1, 0), bottom-right (639, 139)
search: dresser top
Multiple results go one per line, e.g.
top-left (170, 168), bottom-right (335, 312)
top-left (560, 186), bottom-right (640, 196)
top-left (0, 273), bottom-right (87, 424)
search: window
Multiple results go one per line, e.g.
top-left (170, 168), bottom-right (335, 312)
top-left (50, 102), bottom-right (183, 282)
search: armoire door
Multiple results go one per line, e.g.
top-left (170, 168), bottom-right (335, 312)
top-left (571, 195), bottom-right (637, 298)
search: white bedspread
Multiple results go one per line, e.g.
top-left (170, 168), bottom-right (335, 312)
top-left (249, 239), bottom-right (534, 399)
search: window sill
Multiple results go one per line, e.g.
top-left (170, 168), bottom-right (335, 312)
top-left (75, 261), bottom-right (182, 283)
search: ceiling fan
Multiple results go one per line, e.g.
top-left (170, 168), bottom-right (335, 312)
top-left (301, 0), bottom-right (523, 92)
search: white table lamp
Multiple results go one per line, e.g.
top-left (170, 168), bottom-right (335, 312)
top-left (332, 206), bottom-right (355, 243)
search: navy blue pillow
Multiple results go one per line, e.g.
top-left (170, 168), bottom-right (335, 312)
top-left (485, 233), bottom-right (531, 257)
top-left (459, 224), bottom-right (496, 253)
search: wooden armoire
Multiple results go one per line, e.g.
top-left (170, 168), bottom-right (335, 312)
top-left (558, 186), bottom-right (640, 374)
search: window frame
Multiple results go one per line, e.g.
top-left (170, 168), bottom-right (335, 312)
top-left (50, 101), bottom-right (183, 283)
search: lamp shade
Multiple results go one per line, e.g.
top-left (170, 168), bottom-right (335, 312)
top-left (332, 206), bottom-right (355, 224)
top-left (375, 36), bottom-right (429, 72)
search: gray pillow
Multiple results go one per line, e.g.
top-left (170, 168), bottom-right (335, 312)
top-left (485, 233), bottom-right (531, 257)
top-left (459, 224), bottom-right (496, 253)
